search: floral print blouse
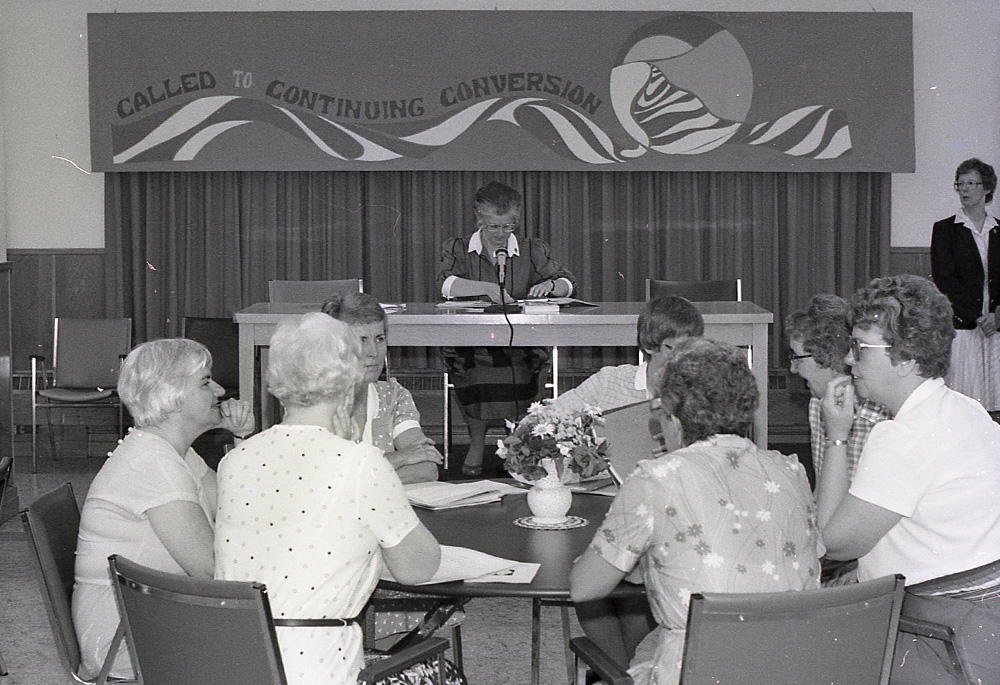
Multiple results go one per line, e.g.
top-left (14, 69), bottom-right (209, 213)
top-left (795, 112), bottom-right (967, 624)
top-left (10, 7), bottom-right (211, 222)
top-left (590, 434), bottom-right (824, 684)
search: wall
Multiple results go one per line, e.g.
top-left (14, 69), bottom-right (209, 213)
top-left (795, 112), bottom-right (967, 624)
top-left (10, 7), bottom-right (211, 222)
top-left (1, 0), bottom-right (997, 252)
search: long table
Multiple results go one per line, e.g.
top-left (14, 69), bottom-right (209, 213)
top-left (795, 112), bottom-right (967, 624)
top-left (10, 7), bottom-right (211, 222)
top-left (234, 301), bottom-right (773, 445)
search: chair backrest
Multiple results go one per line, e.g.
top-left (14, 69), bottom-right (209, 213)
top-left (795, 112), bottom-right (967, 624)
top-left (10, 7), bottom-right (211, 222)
top-left (52, 318), bottom-right (132, 389)
top-left (108, 555), bottom-right (287, 685)
top-left (182, 316), bottom-right (239, 396)
top-left (268, 279), bottom-right (364, 302)
top-left (20, 482), bottom-right (83, 676)
top-left (645, 278), bottom-right (742, 302)
top-left (679, 574), bottom-right (905, 685)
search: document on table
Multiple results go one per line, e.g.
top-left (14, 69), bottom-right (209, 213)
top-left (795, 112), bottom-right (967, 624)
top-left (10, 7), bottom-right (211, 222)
top-left (435, 299), bottom-right (492, 308)
top-left (380, 545), bottom-right (539, 585)
top-left (404, 480), bottom-right (525, 510)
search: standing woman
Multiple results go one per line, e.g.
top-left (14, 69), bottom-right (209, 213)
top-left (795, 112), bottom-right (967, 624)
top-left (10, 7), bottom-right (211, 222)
top-left (931, 157), bottom-right (1000, 410)
top-left (438, 181), bottom-right (576, 474)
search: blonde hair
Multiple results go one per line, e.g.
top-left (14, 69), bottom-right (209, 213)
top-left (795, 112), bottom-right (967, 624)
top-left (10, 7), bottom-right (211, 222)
top-left (118, 338), bottom-right (211, 427)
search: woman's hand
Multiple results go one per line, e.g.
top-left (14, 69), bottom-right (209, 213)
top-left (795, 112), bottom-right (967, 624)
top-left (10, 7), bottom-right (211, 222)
top-left (218, 399), bottom-right (255, 438)
top-left (820, 375), bottom-right (856, 440)
top-left (978, 312), bottom-right (997, 337)
top-left (384, 441), bottom-right (444, 469)
top-left (486, 282), bottom-right (510, 304)
top-left (528, 280), bottom-right (555, 298)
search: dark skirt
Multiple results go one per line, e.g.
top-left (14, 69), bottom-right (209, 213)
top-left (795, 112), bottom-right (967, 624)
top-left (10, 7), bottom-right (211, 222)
top-left (443, 346), bottom-right (548, 421)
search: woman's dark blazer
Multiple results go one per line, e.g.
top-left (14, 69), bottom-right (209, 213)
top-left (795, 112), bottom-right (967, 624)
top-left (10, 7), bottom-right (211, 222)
top-left (931, 215), bottom-right (1000, 330)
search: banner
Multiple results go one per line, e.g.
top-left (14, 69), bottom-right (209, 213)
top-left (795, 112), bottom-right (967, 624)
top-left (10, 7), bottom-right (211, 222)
top-left (87, 11), bottom-right (914, 172)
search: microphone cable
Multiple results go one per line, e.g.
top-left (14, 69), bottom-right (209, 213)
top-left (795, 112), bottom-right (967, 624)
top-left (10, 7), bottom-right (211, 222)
top-left (492, 249), bottom-right (520, 428)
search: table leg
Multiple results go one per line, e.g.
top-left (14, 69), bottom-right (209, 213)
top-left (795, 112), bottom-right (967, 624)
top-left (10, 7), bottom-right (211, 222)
top-left (531, 598), bottom-right (542, 685)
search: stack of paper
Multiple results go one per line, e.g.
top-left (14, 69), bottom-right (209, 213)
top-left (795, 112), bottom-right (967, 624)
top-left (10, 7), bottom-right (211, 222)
top-left (381, 545), bottom-right (539, 585)
top-left (404, 480), bottom-right (524, 510)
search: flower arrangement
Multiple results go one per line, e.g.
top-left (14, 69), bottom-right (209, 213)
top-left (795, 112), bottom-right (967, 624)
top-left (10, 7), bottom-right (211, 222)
top-left (498, 402), bottom-right (610, 483)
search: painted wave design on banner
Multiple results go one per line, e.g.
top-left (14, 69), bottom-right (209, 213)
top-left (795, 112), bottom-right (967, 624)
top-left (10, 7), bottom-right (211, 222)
top-left (109, 14), bottom-right (850, 166)
top-left (112, 94), bottom-right (626, 165)
top-left (612, 14), bottom-right (852, 160)
top-left (623, 64), bottom-right (851, 159)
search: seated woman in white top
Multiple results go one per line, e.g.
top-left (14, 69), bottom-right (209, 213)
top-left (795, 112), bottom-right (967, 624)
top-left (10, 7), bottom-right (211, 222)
top-left (73, 338), bottom-right (254, 679)
top-left (215, 313), bottom-right (447, 685)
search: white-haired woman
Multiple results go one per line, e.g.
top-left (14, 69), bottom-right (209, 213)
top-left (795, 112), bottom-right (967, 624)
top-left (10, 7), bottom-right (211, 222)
top-left (215, 313), bottom-right (448, 684)
top-left (72, 338), bottom-right (255, 679)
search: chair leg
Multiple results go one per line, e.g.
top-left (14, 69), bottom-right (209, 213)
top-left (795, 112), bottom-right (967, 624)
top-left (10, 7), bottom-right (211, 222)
top-left (443, 371), bottom-right (451, 470)
top-left (45, 405), bottom-right (57, 463)
top-left (531, 598), bottom-right (542, 685)
top-left (0, 644), bottom-right (8, 676)
top-left (560, 604), bottom-right (575, 685)
top-left (450, 624), bottom-right (463, 674)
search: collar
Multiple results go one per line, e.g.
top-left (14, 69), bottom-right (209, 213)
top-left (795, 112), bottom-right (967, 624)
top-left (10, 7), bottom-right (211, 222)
top-left (955, 209), bottom-right (1000, 235)
top-left (361, 382), bottom-right (379, 445)
top-left (468, 230), bottom-right (520, 257)
top-left (894, 377), bottom-right (946, 419)
top-left (634, 363), bottom-right (649, 395)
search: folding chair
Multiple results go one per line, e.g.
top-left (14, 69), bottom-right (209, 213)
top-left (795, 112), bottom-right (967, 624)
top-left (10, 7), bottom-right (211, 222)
top-left (645, 278), bottom-right (742, 302)
top-left (30, 318), bottom-right (132, 472)
top-left (570, 574), bottom-right (905, 685)
top-left (267, 279), bottom-right (364, 302)
top-left (108, 554), bottom-right (451, 685)
top-left (20, 483), bottom-right (129, 685)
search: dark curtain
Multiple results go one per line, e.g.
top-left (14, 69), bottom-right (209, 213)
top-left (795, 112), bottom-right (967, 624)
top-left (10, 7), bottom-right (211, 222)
top-left (104, 170), bottom-right (890, 369)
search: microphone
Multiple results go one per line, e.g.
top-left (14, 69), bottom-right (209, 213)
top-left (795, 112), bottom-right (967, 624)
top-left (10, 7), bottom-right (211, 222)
top-left (493, 248), bottom-right (508, 285)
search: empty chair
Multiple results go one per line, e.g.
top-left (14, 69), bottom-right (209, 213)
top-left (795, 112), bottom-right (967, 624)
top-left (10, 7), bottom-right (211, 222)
top-left (570, 573), bottom-right (905, 685)
top-left (182, 316), bottom-right (239, 398)
top-left (20, 483), bottom-right (127, 685)
top-left (645, 278), bottom-right (742, 302)
top-left (30, 317), bottom-right (132, 472)
top-left (108, 554), bottom-right (452, 685)
top-left (267, 278), bottom-right (364, 302)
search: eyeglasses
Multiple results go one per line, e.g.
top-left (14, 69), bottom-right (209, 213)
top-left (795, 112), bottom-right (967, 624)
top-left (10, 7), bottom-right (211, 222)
top-left (954, 181), bottom-right (984, 191)
top-left (789, 352), bottom-right (812, 368)
top-left (850, 338), bottom-right (892, 359)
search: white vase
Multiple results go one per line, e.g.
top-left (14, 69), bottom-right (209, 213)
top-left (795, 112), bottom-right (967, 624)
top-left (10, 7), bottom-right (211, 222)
top-left (526, 480), bottom-right (573, 524)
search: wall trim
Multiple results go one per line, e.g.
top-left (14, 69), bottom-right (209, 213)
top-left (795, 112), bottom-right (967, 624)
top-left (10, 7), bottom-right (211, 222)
top-left (7, 248), bottom-right (105, 255)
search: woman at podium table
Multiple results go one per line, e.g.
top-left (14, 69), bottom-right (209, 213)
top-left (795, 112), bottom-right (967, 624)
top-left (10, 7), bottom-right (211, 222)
top-left (437, 181), bottom-right (576, 475)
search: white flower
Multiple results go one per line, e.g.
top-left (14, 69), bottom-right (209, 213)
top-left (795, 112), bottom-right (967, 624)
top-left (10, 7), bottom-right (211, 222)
top-left (761, 560), bottom-right (776, 575)
top-left (527, 402), bottom-right (546, 415)
top-left (557, 442), bottom-right (573, 457)
top-left (583, 404), bottom-right (603, 417)
top-left (704, 553), bottom-right (724, 568)
top-left (532, 422), bottom-right (556, 437)
top-left (505, 419), bottom-right (517, 432)
top-left (496, 439), bottom-right (507, 455)
top-left (763, 480), bottom-right (781, 494)
top-left (755, 510), bottom-right (772, 522)
top-left (725, 502), bottom-right (736, 511)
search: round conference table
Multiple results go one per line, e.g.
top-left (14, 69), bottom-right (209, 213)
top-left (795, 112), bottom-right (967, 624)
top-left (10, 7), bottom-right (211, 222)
top-left (383, 489), bottom-right (644, 685)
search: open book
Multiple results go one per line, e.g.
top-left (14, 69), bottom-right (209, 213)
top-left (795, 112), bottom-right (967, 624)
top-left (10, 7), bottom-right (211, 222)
top-left (404, 480), bottom-right (525, 510)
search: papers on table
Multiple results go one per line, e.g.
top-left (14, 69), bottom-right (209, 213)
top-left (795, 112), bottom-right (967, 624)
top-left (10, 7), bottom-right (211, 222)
top-left (435, 299), bottom-right (492, 309)
top-left (379, 302), bottom-right (407, 313)
top-left (404, 480), bottom-right (525, 510)
top-left (568, 476), bottom-right (617, 497)
top-left (380, 545), bottom-right (540, 585)
top-left (434, 297), bottom-right (597, 310)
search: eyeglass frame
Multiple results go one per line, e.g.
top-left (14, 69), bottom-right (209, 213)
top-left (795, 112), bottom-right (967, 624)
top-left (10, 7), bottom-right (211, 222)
top-left (849, 337), bottom-right (892, 360)
top-left (789, 351), bottom-right (812, 369)
top-left (954, 181), bottom-right (984, 191)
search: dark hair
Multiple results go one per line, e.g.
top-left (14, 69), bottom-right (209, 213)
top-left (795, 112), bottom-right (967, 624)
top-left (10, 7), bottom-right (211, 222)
top-left (849, 274), bottom-right (954, 379)
top-left (956, 158), bottom-right (997, 204)
top-left (474, 182), bottom-right (521, 216)
top-left (785, 294), bottom-right (852, 372)
top-left (637, 296), bottom-right (704, 353)
top-left (656, 338), bottom-right (758, 443)
top-left (320, 291), bottom-right (386, 327)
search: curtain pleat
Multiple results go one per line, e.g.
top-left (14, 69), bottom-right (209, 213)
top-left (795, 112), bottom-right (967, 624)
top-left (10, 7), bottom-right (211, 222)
top-left (105, 170), bottom-right (890, 370)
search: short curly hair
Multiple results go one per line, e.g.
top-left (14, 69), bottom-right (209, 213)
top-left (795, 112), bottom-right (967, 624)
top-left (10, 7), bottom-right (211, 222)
top-left (636, 296), bottom-right (705, 353)
top-left (785, 294), bottom-right (852, 372)
top-left (267, 313), bottom-right (364, 409)
top-left (321, 291), bottom-right (386, 327)
top-left (474, 182), bottom-right (521, 216)
top-left (956, 157), bottom-right (997, 204)
top-left (118, 338), bottom-right (212, 427)
top-left (849, 275), bottom-right (954, 379)
top-left (655, 338), bottom-right (758, 444)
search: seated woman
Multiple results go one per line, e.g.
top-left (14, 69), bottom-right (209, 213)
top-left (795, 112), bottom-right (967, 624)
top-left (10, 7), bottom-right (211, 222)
top-left (546, 295), bottom-right (703, 415)
top-left (215, 313), bottom-right (450, 684)
top-left (321, 291), bottom-right (441, 484)
top-left (818, 275), bottom-right (1000, 683)
top-left (570, 338), bottom-right (823, 685)
top-left (73, 338), bottom-right (254, 679)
